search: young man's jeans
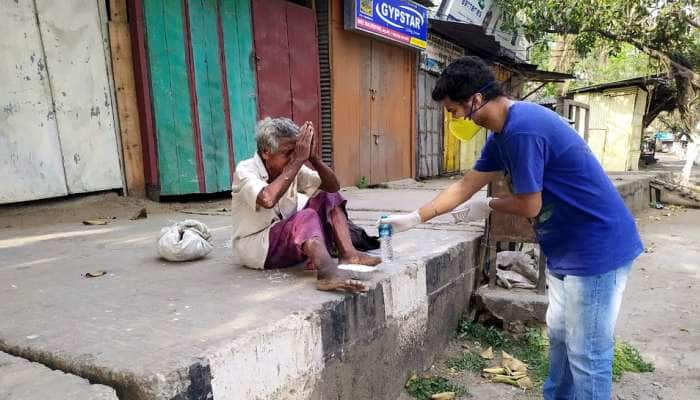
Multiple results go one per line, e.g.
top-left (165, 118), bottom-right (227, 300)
top-left (544, 263), bottom-right (632, 400)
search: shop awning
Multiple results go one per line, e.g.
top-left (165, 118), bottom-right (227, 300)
top-left (428, 19), bottom-right (501, 58)
top-left (567, 74), bottom-right (664, 94)
top-left (491, 60), bottom-right (574, 82)
top-left (511, 68), bottom-right (575, 83)
top-left (428, 19), bottom-right (574, 85)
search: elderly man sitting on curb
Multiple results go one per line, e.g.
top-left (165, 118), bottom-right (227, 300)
top-left (231, 117), bottom-right (380, 293)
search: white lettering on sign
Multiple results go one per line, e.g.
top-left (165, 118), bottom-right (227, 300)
top-left (375, 2), bottom-right (423, 30)
top-left (447, 0), bottom-right (492, 25)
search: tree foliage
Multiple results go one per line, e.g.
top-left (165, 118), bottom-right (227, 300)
top-left (495, 0), bottom-right (699, 132)
top-left (573, 44), bottom-right (663, 88)
top-left (495, 0), bottom-right (698, 68)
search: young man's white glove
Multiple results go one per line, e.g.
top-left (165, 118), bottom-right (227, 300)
top-left (451, 197), bottom-right (494, 223)
top-left (379, 211), bottom-right (421, 233)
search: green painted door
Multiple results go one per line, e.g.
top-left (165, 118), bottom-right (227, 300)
top-left (142, 0), bottom-right (257, 196)
top-left (221, 0), bottom-right (258, 165)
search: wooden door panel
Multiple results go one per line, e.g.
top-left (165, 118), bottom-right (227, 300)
top-left (143, 0), bottom-right (199, 195)
top-left (392, 48), bottom-right (414, 181)
top-left (369, 40), bottom-right (387, 184)
top-left (329, 0), bottom-right (370, 187)
top-left (188, 0), bottom-right (230, 192)
top-left (287, 2), bottom-right (321, 132)
top-left (253, 0), bottom-right (321, 153)
top-left (252, 0), bottom-right (292, 119)
top-left (370, 41), bottom-right (413, 184)
top-left (221, 0), bottom-right (258, 164)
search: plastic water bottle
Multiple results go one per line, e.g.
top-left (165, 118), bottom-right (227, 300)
top-left (379, 215), bottom-right (394, 263)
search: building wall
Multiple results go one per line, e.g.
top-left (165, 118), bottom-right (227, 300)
top-left (629, 88), bottom-right (648, 170)
top-left (574, 87), bottom-right (646, 171)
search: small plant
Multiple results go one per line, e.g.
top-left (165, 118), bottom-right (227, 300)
top-left (457, 320), bottom-right (506, 348)
top-left (357, 176), bottom-right (369, 189)
top-left (510, 328), bottom-right (549, 386)
top-left (457, 320), bottom-right (549, 385)
top-left (405, 374), bottom-right (465, 400)
top-left (613, 341), bottom-right (655, 381)
top-left (456, 319), bottom-right (655, 387)
top-left (446, 350), bottom-right (487, 373)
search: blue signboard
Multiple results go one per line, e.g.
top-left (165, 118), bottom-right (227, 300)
top-left (345, 0), bottom-right (428, 50)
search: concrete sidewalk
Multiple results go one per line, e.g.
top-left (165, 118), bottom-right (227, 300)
top-left (0, 179), bottom-right (483, 400)
top-left (0, 172), bottom-right (664, 400)
top-left (0, 351), bottom-right (118, 400)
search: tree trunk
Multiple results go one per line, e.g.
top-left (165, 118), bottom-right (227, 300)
top-left (681, 140), bottom-right (698, 186)
top-left (548, 35), bottom-right (576, 96)
top-left (673, 65), bottom-right (700, 186)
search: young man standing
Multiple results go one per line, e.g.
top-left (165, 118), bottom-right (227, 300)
top-left (383, 56), bottom-right (643, 399)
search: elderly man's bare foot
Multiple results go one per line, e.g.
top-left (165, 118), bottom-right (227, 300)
top-left (316, 266), bottom-right (368, 293)
top-left (340, 252), bottom-right (381, 267)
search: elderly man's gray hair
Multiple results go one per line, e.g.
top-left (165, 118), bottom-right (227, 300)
top-left (255, 117), bottom-right (299, 153)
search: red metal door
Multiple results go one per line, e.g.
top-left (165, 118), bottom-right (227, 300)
top-left (252, 0), bottom-right (321, 135)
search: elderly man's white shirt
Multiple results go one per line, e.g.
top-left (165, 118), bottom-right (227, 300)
top-left (230, 153), bottom-right (321, 269)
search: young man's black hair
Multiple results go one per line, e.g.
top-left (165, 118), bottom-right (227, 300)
top-left (431, 56), bottom-right (505, 103)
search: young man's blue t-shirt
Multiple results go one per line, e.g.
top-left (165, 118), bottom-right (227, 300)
top-left (474, 101), bottom-right (643, 276)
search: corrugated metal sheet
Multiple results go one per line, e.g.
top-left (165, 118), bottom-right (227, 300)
top-left (417, 71), bottom-right (442, 178)
top-left (428, 19), bottom-right (500, 58)
top-left (316, 0), bottom-right (333, 165)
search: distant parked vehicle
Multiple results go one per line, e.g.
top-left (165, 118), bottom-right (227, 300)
top-left (655, 131), bottom-right (675, 153)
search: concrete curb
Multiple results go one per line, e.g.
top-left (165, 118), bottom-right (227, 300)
top-left (205, 235), bottom-right (480, 400)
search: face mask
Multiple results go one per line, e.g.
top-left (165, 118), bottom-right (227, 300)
top-left (449, 116), bottom-right (483, 141)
